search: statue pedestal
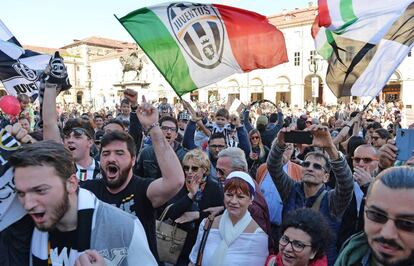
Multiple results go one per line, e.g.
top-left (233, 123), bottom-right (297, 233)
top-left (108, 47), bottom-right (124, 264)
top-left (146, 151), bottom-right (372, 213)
top-left (113, 80), bottom-right (151, 97)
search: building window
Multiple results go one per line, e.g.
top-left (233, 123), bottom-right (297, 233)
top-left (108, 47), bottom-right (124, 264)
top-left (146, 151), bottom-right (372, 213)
top-left (309, 50), bottom-right (317, 63)
top-left (294, 52), bottom-right (300, 66)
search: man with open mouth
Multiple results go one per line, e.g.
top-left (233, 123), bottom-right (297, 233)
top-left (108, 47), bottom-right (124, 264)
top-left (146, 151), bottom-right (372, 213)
top-left (81, 98), bottom-right (185, 264)
top-left (10, 140), bottom-right (157, 266)
top-left (62, 119), bottom-right (100, 182)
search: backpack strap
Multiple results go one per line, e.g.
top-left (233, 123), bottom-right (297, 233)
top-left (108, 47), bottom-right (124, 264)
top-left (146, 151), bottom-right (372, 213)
top-left (312, 190), bottom-right (327, 211)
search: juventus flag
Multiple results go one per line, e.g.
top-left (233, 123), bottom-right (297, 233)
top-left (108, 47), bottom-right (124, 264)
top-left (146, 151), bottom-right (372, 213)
top-left (0, 20), bottom-right (51, 101)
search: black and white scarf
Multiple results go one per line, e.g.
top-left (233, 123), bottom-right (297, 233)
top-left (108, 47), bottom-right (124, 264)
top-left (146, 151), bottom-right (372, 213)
top-left (31, 188), bottom-right (98, 266)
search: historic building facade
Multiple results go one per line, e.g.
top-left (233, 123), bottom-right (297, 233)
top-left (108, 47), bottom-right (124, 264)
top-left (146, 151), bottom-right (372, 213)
top-left (1, 3), bottom-right (413, 113)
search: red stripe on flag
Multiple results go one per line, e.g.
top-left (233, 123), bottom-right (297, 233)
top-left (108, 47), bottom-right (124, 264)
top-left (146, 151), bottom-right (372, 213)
top-left (214, 4), bottom-right (288, 72)
top-left (318, 0), bottom-right (332, 27)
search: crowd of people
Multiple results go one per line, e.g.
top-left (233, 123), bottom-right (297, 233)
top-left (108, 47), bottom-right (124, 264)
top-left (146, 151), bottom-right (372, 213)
top-left (1, 53), bottom-right (414, 266)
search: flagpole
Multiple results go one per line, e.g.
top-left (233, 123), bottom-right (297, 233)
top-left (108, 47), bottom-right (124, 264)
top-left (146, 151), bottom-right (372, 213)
top-left (361, 96), bottom-right (376, 113)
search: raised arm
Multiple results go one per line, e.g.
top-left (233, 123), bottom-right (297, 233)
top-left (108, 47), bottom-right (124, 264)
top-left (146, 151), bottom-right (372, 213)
top-left (41, 83), bottom-right (61, 142)
top-left (137, 97), bottom-right (185, 208)
top-left (267, 127), bottom-right (295, 202)
top-left (124, 89), bottom-right (143, 154)
top-left (309, 125), bottom-right (353, 218)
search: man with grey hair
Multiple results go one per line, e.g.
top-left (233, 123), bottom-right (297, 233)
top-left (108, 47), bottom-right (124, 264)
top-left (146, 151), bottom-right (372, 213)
top-left (206, 147), bottom-right (273, 251)
top-left (336, 166), bottom-right (414, 266)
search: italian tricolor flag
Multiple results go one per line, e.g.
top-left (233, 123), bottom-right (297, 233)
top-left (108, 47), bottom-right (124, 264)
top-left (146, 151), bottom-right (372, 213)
top-left (117, 2), bottom-right (287, 97)
top-left (313, 0), bottom-right (414, 97)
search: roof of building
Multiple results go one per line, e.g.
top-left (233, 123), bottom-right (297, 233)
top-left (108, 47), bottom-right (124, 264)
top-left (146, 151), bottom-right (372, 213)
top-left (268, 5), bottom-right (317, 28)
top-left (61, 36), bottom-right (136, 50)
top-left (23, 45), bottom-right (68, 56)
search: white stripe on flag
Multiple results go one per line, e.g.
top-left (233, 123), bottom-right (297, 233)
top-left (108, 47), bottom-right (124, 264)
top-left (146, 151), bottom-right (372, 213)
top-left (326, 0), bottom-right (345, 30)
top-left (0, 20), bottom-right (14, 41)
top-left (351, 39), bottom-right (413, 97)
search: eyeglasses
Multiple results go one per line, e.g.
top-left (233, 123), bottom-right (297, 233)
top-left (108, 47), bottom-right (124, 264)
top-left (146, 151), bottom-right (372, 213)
top-left (365, 208), bottom-right (414, 232)
top-left (183, 165), bottom-right (200, 172)
top-left (209, 144), bottom-right (226, 149)
top-left (250, 136), bottom-right (260, 140)
top-left (161, 125), bottom-right (177, 132)
top-left (352, 157), bottom-right (378, 163)
top-left (302, 161), bottom-right (326, 172)
top-left (64, 127), bottom-right (92, 139)
top-left (279, 235), bottom-right (312, 253)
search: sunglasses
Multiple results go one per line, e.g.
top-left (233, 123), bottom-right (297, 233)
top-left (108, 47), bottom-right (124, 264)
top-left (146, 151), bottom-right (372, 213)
top-left (64, 127), bottom-right (92, 139)
top-left (209, 144), bottom-right (226, 149)
top-left (302, 161), bottom-right (326, 171)
top-left (371, 136), bottom-right (380, 140)
top-left (250, 136), bottom-right (260, 140)
top-left (352, 157), bottom-right (378, 163)
top-left (183, 165), bottom-right (200, 172)
top-left (216, 168), bottom-right (225, 176)
top-left (365, 208), bottom-right (414, 232)
top-left (161, 125), bottom-right (177, 132)
top-left (279, 235), bottom-right (312, 253)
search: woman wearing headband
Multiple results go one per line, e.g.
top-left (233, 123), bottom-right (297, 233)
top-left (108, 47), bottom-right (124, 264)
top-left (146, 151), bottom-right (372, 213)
top-left (189, 171), bottom-right (268, 266)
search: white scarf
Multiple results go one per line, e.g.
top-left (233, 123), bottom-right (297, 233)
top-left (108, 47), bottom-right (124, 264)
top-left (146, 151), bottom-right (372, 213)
top-left (210, 210), bottom-right (252, 266)
top-left (31, 188), bottom-right (98, 266)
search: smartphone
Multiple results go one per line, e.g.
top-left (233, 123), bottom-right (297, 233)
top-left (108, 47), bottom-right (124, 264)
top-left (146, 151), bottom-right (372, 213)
top-left (284, 130), bottom-right (313, 144)
top-left (396, 129), bottom-right (414, 161)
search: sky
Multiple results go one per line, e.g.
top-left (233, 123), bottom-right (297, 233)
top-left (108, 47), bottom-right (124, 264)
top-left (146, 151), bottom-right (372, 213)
top-left (1, 0), bottom-right (313, 48)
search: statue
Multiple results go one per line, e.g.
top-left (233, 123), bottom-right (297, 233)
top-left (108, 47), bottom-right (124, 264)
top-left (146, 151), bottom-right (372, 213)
top-left (119, 51), bottom-right (144, 82)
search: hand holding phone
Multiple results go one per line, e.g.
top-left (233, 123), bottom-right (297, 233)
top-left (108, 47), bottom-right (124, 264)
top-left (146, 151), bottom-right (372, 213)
top-left (284, 130), bottom-right (313, 144)
top-left (396, 129), bottom-right (414, 161)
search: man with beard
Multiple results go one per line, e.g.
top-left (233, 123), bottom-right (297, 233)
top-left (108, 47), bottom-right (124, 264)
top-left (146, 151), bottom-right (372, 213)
top-left (267, 125), bottom-right (353, 265)
top-left (9, 140), bottom-right (157, 266)
top-left (335, 167), bottom-right (414, 266)
top-left (81, 99), bottom-right (185, 263)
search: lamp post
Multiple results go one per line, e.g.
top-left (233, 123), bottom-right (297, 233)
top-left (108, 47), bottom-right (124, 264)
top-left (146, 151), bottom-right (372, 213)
top-left (308, 55), bottom-right (322, 115)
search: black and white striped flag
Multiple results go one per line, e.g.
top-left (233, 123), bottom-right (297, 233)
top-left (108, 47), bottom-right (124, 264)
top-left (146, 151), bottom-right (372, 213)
top-left (0, 19), bottom-right (50, 101)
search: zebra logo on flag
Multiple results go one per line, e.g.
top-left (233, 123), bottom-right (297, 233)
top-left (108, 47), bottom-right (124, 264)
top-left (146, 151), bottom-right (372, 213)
top-left (167, 3), bottom-right (225, 69)
top-left (12, 62), bottom-right (38, 81)
top-left (0, 19), bottom-right (50, 100)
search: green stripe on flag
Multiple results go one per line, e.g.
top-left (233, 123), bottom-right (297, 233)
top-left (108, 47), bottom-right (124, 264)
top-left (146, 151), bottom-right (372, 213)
top-left (118, 8), bottom-right (197, 96)
top-left (340, 0), bottom-right (357, 25)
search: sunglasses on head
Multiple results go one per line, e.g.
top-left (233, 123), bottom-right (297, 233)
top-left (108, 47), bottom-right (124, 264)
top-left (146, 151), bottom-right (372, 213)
top-left (183, 165), bottom-right (200, 172)
top-left (365, 208), bottom-right (414, 232)
top-left (352, 157), bottom-right (377, 163)
top-left (302, 161), bottom-right (326, 172)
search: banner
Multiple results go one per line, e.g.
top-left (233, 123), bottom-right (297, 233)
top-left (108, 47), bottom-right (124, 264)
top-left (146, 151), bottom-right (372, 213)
top-left (0, 20), bottom-right (51, 101)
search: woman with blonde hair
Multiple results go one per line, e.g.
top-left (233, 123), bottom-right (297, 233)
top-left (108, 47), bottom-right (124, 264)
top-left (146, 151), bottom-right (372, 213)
top-left (248, 129), bottom-right (269, 178)
top-left (164, 149), bottom-right (223, 265)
